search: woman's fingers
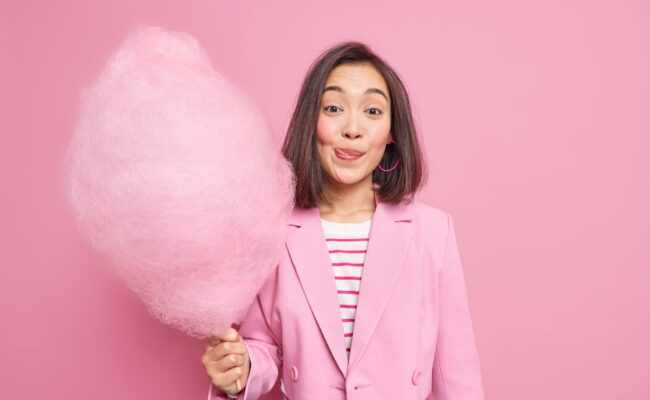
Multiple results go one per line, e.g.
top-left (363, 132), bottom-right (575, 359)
top-left (216, 353), bottom-right (245, 370)
top-left (206, 327), bottom-right (238, 350)
top-left (213, 341), bottom-right (247, 359)
top-left (203, 328), bottom-right (248, 396)
top-left (210, 364), bottom-right (244, 388)
top-left (208, 335), bottom-right (222, 348)
top-left (203, 340), bottom-right (246, 367)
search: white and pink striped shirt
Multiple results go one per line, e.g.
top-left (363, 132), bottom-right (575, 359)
top-left (320, 217), bottom-right (372, 361)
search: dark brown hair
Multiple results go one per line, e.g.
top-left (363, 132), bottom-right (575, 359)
top-left (281, 41), bottom-right (427, 209)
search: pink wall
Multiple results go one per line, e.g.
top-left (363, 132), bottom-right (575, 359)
top-left (1, 0), bottom-right (648, 399)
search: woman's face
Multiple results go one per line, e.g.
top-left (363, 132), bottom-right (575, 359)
top-left (316, 62), bottom-right (392, 187)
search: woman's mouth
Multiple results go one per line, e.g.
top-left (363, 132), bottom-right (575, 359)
top-left (335, 148), bottom-right (364, 161)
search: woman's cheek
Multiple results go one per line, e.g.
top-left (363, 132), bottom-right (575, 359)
top-left (368, 120), bottom-right (391, 142)
top-left (316, 119), bottom-right (339, 144)
top-left (367, 131), bottom-right (389, 154)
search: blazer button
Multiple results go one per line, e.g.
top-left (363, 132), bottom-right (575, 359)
top-left (291, 365), bottom-right (299, 381)
top-left (411, 370), bottom-right (422, 385)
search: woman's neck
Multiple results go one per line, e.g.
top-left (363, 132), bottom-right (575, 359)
top-left (318, 176), bottom-right (376, 223)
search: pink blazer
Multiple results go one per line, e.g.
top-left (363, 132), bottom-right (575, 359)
top-left (209, 198), bottom-right (484, 400)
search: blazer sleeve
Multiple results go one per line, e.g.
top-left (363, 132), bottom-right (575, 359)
top-left (209, 271), bottom-right (283, 400)
top-left (431, 214), bottom-right (485, 400)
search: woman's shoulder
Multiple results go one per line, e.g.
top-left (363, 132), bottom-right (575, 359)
top-left (411, 199), bottom-right (452, 226)
top-left (408, 200), bottom-right (457, 249)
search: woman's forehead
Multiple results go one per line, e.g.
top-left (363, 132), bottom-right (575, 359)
top-left (324, 64), bottom-right (389, 95)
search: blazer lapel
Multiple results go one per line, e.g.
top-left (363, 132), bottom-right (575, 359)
top-left (285, 193), bottom-right (416, 378)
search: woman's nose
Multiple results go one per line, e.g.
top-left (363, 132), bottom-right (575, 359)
top-left (342, 113), bottom-right (363, 138)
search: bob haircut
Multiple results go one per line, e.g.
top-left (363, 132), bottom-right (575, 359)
top-left (281, 41), bottom-right (428, 209)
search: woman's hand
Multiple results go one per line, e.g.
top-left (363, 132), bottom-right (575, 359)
top-left (202, 327), bottom-right (251, 397)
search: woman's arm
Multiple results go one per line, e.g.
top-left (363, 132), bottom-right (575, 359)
top-left (431, 214), bottom-right (485, 400)
top-left (209, 273), bottom-right (282, 400)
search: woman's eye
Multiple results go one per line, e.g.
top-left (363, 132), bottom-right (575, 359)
top-left (367, 108), bottom-right (382, 115)
top-left (324, 105), bottom-right (340, 113)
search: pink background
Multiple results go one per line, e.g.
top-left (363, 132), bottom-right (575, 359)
top-left (1, 0), bottom-right (648, 399)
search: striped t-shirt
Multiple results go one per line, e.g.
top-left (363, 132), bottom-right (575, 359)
top-left (320, 217), bottom-right (372, 361)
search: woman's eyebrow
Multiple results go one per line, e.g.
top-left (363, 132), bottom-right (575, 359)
top-left (323, 85), bottom-right (388, 101)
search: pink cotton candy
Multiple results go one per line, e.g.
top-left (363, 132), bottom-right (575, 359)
top-left (63, 25), bottom-right (295, 339)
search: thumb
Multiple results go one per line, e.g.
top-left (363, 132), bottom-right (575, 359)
top-left (233, 329), bottom-right (243, 343)
top-left (225, 327), bottom-right (240, 342)
top-left (214, 327), bottom-right (238, 342)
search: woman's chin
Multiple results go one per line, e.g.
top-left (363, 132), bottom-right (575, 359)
top-left (329, 171), bottom-right (369, 186)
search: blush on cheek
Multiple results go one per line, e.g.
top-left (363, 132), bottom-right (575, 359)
top-left (316, 123), bottom-right (338, 145)
top-left (368, 130), bottom-right (392, 150)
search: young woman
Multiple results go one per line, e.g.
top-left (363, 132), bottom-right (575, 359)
top-left (202, 41), bottom-right (485, 400)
